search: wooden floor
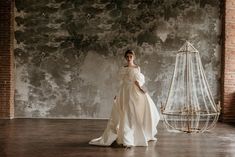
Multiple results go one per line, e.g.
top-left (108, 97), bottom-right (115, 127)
top-left (0, 119), bottom-right (235, 157)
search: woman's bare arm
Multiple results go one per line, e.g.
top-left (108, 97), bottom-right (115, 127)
top-left (134, 81), bottom-right (146, 93)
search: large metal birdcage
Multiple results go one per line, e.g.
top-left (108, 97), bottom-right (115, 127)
top-left (161, 41), bottom-right (220, 133)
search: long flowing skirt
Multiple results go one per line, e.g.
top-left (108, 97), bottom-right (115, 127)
top-left (89, 83), bottom-right (160, 146)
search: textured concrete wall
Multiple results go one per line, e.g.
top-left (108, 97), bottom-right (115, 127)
top-left (14, 0), bottom-right (222, 118)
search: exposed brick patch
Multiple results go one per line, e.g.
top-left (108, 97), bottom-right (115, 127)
top-left (0, 0), bottom-right (15, 119)
top-left (221, 0), bottom-right (235, 122)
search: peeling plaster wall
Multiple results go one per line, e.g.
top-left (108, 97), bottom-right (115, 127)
top-left (14, 0), bottom-right (221, 118)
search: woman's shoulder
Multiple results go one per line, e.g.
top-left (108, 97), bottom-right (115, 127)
top-left (121, 65), bottom-right (141, 73)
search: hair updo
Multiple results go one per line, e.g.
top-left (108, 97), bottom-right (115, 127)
top-left (124, 49), bottom-right (135, 58)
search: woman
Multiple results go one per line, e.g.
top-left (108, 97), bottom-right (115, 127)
top-left (89, 50), bottom-right (160, 147)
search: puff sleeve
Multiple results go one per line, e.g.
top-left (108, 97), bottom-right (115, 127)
top-left (134, 66), bottom-right (145, 87)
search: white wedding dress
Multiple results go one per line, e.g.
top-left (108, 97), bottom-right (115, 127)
top-left (89, 66), bottom-right (160, 146)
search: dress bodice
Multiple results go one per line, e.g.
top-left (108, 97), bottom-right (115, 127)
top-left (119, 66), bottom-right (145, 86)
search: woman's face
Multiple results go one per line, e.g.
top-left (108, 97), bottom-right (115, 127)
top-left (125, 53), bottom-right (134, 63)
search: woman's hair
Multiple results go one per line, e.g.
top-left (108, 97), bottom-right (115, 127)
top-left (124, 49), bottom-right (135, 58)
